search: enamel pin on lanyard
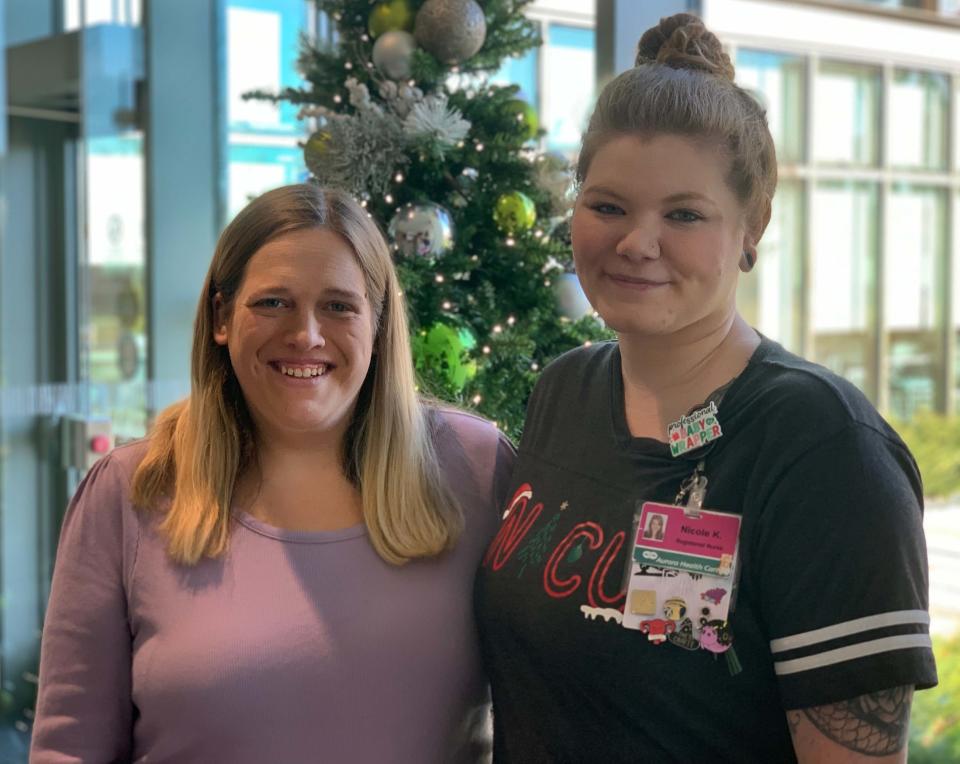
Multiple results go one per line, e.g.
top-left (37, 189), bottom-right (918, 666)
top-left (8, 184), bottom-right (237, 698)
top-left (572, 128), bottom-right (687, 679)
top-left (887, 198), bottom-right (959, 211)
top-left (621, 406), bottom-right (744, 673)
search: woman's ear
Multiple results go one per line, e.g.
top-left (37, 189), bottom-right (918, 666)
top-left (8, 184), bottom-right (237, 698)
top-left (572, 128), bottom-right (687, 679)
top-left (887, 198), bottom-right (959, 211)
top-left (212, 293), bottom-right (229, 346)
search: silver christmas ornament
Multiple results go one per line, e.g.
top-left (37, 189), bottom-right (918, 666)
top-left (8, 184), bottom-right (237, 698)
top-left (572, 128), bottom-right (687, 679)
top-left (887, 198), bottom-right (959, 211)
top-left (536, 152), bottom-right (575, 216)
top-left (545, 215), bottom-right (572, 247)
top-left (372, 30), bottom-right (416, 80)
top-left (414, 0), bottom-right (486, 65)
top-left (388, 202), bottom-right (455, 260)
top-left (553, 272), bottom-right (593, 319)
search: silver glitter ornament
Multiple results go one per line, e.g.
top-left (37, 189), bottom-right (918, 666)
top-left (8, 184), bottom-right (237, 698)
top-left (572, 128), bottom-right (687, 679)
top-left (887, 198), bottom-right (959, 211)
top-left (553, 272), bottom-right (593, 319)
top-left (372, 30), bottom-right (416, 80)
top-left (388, 202), bottom-right (455, 260)
top-left (414, 0), bottom-right (486, 65)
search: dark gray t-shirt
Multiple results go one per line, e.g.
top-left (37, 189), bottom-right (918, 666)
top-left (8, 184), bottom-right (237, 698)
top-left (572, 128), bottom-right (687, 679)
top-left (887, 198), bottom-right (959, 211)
top-left (475, 337), bottom-right (936, 763)
top-left (31, 409), bottom-right (515, 764)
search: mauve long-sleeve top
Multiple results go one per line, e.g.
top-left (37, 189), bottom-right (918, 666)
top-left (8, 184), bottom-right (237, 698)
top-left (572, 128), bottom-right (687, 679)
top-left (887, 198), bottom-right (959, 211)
top-left (30, 410), bottom-right (515, 764)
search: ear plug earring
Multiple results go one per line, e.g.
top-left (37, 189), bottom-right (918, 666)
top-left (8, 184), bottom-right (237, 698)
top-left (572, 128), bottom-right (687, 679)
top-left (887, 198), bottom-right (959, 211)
top-left (739, 251), bottom-right (755, 273)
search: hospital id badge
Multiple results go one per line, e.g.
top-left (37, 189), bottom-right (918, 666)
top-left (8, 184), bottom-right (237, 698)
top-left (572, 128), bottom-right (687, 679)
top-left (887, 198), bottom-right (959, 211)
top-left (633, 501), bottom-right (740, 577)
top-left (621, 501), bottom-right (742, 636)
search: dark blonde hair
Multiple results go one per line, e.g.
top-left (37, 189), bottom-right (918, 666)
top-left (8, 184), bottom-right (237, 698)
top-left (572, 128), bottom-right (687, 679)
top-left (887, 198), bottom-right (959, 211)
top-left (132, 184), bottom-right (462, 565)
top-left (576, 13), bottom-right (777, 237)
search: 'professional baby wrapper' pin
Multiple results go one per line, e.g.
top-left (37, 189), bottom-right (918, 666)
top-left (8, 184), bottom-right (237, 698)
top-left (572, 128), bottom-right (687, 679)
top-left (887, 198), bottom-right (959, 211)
top-left (668, 401), bottom-right (723, 457)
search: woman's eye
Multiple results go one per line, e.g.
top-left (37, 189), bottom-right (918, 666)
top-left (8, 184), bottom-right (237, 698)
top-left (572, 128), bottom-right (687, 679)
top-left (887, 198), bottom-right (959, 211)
top-left (327, 302), bottom-right (353, 313)
top-left (590, 202), bottom-right (624, 215)
top-left (254, 297), bottom-right (286, 309)
top-left (667, 209), bottom-right (703, 223)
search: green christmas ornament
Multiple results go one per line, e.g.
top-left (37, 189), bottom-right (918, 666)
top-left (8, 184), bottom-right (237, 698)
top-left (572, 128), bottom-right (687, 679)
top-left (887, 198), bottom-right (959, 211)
top-left (368, 0), bottom-right (414, 38)
top-left (493, 191), bottom-right (536, 234)
top-left (505, 98), bottom-right (539, 141)
top-left (415, 322), bottom-right (477, 392)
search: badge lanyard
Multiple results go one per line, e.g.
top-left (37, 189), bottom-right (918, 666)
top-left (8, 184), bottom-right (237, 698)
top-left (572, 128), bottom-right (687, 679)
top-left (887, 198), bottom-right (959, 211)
top-left (621, 406), bottom-right (743, 675)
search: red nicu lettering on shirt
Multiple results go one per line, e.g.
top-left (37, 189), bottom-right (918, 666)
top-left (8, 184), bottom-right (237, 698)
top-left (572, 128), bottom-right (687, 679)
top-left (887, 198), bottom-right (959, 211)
top-left (543, 522), bottom-right (604, 598)
top-left (587, 531), bottom-right (626, 609)
top-left (543, 523), bottom-right (627, 610)
top-left (482, 484), bottom-right (544, 571)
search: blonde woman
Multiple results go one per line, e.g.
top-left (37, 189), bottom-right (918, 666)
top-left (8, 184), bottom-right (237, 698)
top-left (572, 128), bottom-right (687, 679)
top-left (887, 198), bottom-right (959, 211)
top-left (31, 185), bottom-right (515, 763)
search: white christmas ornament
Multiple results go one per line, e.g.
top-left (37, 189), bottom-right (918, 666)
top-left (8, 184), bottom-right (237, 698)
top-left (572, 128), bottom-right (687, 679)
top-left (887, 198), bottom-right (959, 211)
top-left (372, 30), bottom-right (416, 80)
top-left (403, 94), bottom-right (471, 147)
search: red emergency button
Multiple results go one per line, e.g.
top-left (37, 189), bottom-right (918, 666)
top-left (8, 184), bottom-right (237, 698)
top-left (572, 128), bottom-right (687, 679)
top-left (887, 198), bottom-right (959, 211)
top-left (90, 435), bottom-right (111, 454)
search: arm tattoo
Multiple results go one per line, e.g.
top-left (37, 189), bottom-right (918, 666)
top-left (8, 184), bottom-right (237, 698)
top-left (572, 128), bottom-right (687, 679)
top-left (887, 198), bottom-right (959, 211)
top-left (802, 686), bottom-right (911, 756)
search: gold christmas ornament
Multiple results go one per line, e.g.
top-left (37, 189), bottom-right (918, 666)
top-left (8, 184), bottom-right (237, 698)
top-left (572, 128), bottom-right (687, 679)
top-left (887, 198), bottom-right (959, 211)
top-left (368, 0), bottom-right (414, 38)
top-left (304, 130), bottom-right (333, 176)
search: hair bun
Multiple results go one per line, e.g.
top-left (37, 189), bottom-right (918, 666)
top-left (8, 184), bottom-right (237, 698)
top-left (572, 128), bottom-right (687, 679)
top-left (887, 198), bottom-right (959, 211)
top-left (635, 13), bottom-right (734, 81)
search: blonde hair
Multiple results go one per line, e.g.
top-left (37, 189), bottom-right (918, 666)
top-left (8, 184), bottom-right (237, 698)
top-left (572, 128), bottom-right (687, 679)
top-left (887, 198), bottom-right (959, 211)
top-left (132, 184), bottom-right (462, 565)
top-left (577, 13), bottom-right (777, 238)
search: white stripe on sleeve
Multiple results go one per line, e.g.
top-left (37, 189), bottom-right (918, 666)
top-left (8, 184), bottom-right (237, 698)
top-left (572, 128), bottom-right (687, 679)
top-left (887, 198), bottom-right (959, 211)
top-left (773, 633), bottom-right (932, 676)
top-left (770, 610), bottom-right (929, 654)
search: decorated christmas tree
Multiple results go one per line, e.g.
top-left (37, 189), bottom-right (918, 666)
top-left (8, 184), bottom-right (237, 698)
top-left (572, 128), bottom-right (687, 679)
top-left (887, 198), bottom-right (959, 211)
top-left (252, 0), bottom-right (610, 437)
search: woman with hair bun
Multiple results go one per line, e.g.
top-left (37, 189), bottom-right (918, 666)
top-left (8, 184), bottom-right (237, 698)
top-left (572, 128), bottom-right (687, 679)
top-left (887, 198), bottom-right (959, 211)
top-left (476, 13), bottom-right (936, 763)
top-left (31, 184), bottom-right (515, 763)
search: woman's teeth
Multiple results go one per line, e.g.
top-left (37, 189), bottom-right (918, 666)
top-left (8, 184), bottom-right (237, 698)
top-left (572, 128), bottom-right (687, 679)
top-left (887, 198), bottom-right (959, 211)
top-left (278, 364), bottom-right (327, 378)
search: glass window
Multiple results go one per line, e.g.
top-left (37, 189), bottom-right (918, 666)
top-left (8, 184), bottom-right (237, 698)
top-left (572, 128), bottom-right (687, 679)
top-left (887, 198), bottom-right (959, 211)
top-left (737, 180), bottom-right (805, 352)
top-left (542, 24), bottom-right (595, 155)
top-left (84, 135), bottom-right (149, 440)
top-left (814, 62), bottom-right (881, 166)
top-left (954, 194), bottom-right (960, 410)
top-left (886, 186), bottom-right (946, 419)
top-left (489, 44), bottom-right (539, 108)
top-left (955, 78), bottom-right (960, 172)
top-left (888, 69), bottom-right (949, 171)
top-left (736, 50), bottom-right (806, 163)
top-left (811, 181), bottom-right (879, 400)
top-left (226, 0), bottom-right (309, 220)
top-left (64, 0), bottom-right (142, 30)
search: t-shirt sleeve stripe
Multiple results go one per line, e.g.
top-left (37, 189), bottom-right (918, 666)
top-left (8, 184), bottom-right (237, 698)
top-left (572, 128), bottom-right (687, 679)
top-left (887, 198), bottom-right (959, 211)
top-left (773, 633), bottom-right (932, 676)
top-left (770, 609), bottom-right (929, 653)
